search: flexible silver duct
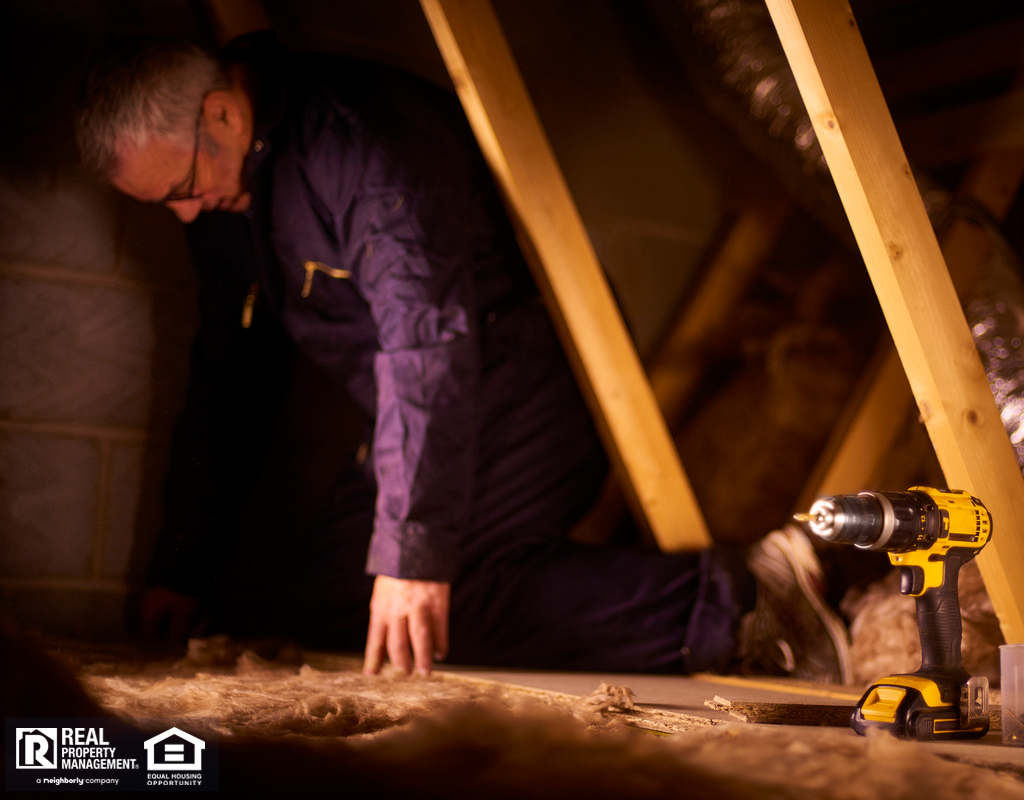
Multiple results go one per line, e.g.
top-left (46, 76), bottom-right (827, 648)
top-left (656, 0), bottom-right (1024, 477)
top-left (671, 0), bottom-right (851, 241)
top-left (965, 244), bottom-right (1024, 477)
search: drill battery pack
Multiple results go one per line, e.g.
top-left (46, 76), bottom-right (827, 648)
top-left (853, 672), bottom-right (989, 740)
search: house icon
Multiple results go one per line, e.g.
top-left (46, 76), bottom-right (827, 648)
top-left (143, 727), bottom-right (206, 771)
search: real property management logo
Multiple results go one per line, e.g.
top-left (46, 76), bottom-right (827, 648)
top-left (15, 726), bottom-right (135, 770)
top-left (6, 718), bottom-right (218, 792)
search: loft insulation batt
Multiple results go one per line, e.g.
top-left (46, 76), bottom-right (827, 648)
top-left (44, 635), bottom-right (1024, 799)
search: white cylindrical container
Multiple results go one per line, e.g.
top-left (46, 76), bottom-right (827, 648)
top-left (1001, 643), bottom-right (1024, 746)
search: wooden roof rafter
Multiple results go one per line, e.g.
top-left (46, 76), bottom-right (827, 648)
top-left (768, 0), bottom-right (1024, 644)
top-left (419, 0), bottom-right (711, 551)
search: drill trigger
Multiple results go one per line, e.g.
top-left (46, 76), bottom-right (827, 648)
top-left (899, 565), bottom-right (925, 595)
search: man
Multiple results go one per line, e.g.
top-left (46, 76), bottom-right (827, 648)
top-left (75, 33), bottom-right (851, 681)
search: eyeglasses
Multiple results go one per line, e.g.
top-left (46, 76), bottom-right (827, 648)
top-left (160, 111), bottom-right (202, 204)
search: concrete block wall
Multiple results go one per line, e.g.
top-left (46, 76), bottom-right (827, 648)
top-left (0, 0), bottom-right (207, 639)
top-left (0, 170), bottom-right (197, 639)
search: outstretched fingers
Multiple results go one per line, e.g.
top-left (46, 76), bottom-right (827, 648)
top-left (362, 576), bottom-right (451, 677)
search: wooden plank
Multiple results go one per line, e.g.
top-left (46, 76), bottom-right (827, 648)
top-left (874, 17), bottom-right (1024, 106)
top-left (203, 0), bottom-right (270, 44)
top-left (794, 342), bottom-right (912, 512)
top-left (766, 0), bottom-right (1024, 644)
top-left (796, 144), bottom-right (1024, 510)
top-left (706, 696), bottom-right (855, 726)
top-left (898, 89), bottom-right (1024, 167)
top-left (707, 697), bottom-right (1003, 728)
top-left (573, 202), bottom-right (790, 545)
top-left (650, 200), bottom-right (791, 429)
top-left (419, 0), bottom-right (710, 550)
top-left (692, 672), bottom-right (863, 701)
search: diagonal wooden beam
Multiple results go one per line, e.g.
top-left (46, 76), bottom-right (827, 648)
top-left (795, 152), bottom-right (1024, 513)
top-left (650, 200), bottom-right (792, 430)
top-left (898, 88), bottom-right (1024, 167)
top-left (573, 201), bottom-right (791, 545)
top-left (873, 16), bottom-right (1024, 106)
top-left (767, 0), bottom-right (1024, 644)
top-left (419, 0), bottom-right (710, 550)
top-left (794, 341), bottom-right (912, 513)
top-left (203, 0), bottom-right (270, 45)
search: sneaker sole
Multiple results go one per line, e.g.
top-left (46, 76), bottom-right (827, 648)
top-left (775, 527), bottom-right (853, 684)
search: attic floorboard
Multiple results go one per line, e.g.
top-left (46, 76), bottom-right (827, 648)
top-left (439, 662), bottom-right (1024, 772)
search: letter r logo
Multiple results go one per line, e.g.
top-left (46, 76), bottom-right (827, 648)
top-left (15, 728), bottom-right (58, 769)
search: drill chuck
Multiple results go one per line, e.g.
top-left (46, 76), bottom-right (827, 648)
top-left (801, 489), bottom-right (953, 553)
top-left (804, 492), bottom-right (895, 549)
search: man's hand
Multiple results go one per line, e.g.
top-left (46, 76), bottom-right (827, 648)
top-left (139, 586), bottom-right (199, 645)
top-left (363, 576), bottom-right (450, 676)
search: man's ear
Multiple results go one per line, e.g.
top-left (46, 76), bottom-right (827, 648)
top-left (202, 89), bottom-right (246, 136)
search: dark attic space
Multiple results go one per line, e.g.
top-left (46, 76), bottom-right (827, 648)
top-left (3, 0), bottom-right (1024, 795)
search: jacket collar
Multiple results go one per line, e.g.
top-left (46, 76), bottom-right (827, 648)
top-left (219, 31), bottom-right (288, 192)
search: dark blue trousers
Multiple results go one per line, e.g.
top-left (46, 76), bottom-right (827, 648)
top-left (218, 301), bottom-right (747, 673)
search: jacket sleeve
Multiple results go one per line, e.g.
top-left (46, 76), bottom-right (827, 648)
top-left (145, 212), bottom-right (293, 600)
top-left (305, 113), bottom-right (482, 582)
top-left (360, 179), bottom-right (481, 583)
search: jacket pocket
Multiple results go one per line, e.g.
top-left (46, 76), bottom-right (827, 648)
top-left (301, 259), bottom-right (351, 298)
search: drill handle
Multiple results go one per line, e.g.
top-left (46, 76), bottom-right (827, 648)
top-left (914, 552), bottom-right (969, 674)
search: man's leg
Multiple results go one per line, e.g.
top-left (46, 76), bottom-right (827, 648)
top-left (449, 542), bottom-right (750, 673)
top-left (455, 298), bottom-right (752, 672)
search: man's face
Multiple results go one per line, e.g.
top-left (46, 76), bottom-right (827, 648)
top-left (111, 123), bottom-right (250, 223)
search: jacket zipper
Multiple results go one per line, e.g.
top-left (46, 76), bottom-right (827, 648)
top-left (302, 260), bottom-right (351, 297)
top-left (241, 281), bottom-right (259, 329)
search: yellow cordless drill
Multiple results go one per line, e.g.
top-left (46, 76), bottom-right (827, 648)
top-left (797, 486), bottom-right (992, 741)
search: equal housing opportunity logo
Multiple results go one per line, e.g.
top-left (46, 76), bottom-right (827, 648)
top-left (144, 727), bottom-right (206, 771)
top-left (6, 718), bottom-right (218, 791)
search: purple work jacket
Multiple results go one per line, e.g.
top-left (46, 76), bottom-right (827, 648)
top-left (148, 36), bottom-right (540, 595)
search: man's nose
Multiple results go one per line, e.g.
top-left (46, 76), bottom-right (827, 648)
top-left (167, 198), bottom-right (202, 223)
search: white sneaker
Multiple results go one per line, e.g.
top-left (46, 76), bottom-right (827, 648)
top-left (738, 525), bottom-right (853, 684)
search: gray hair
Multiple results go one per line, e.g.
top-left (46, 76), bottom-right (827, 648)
top-left (75, 37), bottom-right (229, 179)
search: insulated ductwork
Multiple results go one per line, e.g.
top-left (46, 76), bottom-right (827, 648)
top-left (964, 241), bottom-right (1024, 477)
top-left (648, 0), bottom-right (1024, 477)
top-left (666, 0), bottom-right (851, 241)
